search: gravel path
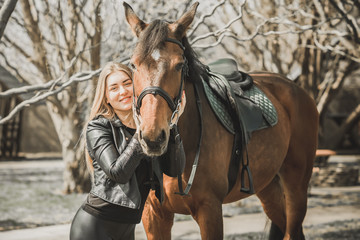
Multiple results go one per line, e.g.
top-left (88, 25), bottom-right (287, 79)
top-left (0, 157), bottom-right (359, 239)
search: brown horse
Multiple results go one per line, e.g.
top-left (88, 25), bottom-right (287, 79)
top-left (124, 2), bottom-right (318, 240)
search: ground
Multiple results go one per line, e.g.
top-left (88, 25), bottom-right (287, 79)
top-left (0, 155), bottom-right (359, 239)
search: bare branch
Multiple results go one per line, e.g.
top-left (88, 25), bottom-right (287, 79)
top-left (311, 37), bottom-right (360, 63)
top-left (20, 0), bottom-right (50, 79)
top-left (0, 0), bottom-right (18, 39)
top-left (329, 0), bottom-right (360, 43)
top-left (0, 68), bottom-right (101, 125)
top-left (190, 1), bottom-right (246, 45)
top-left (3, 35), bottom-right (31, 59)
top-left (0, 51), bottom-right (28, 83)
top-left (328, 103), bottom-right (360, 149)
top-left (188, 0), bottom-right (226, 37)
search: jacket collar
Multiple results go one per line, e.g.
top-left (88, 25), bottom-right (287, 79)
top-left (110, 115), bottom-right (124, 128)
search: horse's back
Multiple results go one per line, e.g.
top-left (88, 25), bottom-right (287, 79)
top-left (250, 71), bottom-right (318, 122)
top-left (225, 71), bottom-right (318, 201)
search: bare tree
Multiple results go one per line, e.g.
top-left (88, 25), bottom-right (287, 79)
top-left (0, 0), bottom-right (196, 193)
top-left (1, 0), bottom-right (359, 193)
top-left (188, 0), bottom-right (360, 149)
top-left (0, 0), bottom-right (106, 193)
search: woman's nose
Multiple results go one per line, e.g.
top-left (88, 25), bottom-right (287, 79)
top-left (119, 86), bottom-right (127, 95)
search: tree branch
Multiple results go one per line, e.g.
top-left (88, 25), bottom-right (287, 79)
top-left (190, 1), bottom-right (246, 45)
top-left (0, 68), bottom-right (101, 125)
top-left (329, 0), bottom-right (360, 43)
top-left (20, 0), bottom-right (50, 80)
top-left (0, 51), bottom-right (28, 83)
top-left (0, 0), bottom-right (18, 39)
top-left (187, 0), bottom-right (226, 37)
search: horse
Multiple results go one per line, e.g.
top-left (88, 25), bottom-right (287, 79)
top-left (123, 2), bottom-right (319, 240)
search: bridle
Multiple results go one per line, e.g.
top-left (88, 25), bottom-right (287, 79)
top-left (131, 37), bottom-right (202, 197)
top-left (132, 38), bottom-right (188, 128)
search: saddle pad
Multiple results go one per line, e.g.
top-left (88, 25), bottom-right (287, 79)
top-left (243, 85), bottom-right (278, 129)
top-left (203, 80), bottom-right (277, 135)
top-left (203, 80), bottom-right (235, 134)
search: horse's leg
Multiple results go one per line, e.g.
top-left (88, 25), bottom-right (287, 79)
top-left (142, 195), bottom-right (174, 240)
top-left (256, 175), bottom-right (286, 240)
top-left (192, 198), bottom-right (223, 240)
top-left (279, 147), bottom-right (315, 240)
top-left (269, 222), bottom-right (285, 240)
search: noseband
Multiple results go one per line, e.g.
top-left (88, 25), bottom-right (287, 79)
top-left (133, 38), bottom-right (188, 127)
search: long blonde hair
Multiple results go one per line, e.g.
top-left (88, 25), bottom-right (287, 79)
top-left (89, 62), bottom-right (133, 121)
top-left (86, 62), bottom-right (133, 173)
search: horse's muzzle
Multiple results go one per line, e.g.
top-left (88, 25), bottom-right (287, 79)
top-left (139, 129), bottom-right (168, 156)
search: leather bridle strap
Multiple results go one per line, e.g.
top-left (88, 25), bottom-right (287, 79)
top-left (137, 86), bottom-right (178, 112)
top-left (175, 75), bottom-right (203, 196)
top-left (165, 38), bottom-right (185, 51)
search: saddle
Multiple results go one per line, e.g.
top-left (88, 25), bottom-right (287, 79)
top-left (203, 58), bottom-right (278, 194)
top-left (205, 58), bottom-right (277, 137)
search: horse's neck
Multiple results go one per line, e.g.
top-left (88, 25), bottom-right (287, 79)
top-left (178, 80), bottom-right (201, 149)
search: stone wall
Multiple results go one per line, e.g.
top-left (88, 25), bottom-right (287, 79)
top-left (311, 155), bottom-right (360, 187)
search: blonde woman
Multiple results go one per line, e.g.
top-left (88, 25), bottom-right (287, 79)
top-left (70, 62), bottom-right (185, 240)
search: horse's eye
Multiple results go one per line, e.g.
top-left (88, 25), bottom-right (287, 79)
top-left (129, 62), bottom-right (137, 71)
top-left (175, 62), bottom-right (184, 71)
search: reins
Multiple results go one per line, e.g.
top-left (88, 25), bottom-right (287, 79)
top-left (175, 78), bottom-right (203, 196)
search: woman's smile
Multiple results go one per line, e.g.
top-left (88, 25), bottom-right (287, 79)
top-left (120, 96), bottom-right (131, 103)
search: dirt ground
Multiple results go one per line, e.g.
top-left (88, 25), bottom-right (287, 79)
top-left (0, 155), bottom-right (359, 239)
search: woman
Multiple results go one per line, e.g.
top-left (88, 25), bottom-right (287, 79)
top-left (70, 62), bottom-right (185, 240)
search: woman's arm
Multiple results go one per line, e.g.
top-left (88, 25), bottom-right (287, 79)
top-left (86, 119), bottom-right (144, 184)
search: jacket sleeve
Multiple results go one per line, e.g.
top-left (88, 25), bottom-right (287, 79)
top-left (86, 119), bottom-right (144, 184)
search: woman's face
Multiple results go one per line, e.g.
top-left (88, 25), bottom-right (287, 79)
top-left (105, 70), bottom-right (133, 113)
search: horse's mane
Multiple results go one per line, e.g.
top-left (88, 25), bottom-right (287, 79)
top-left (136, 19), bottom-right (207, 83)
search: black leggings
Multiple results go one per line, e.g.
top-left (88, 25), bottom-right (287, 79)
top-left (70, 207), bottom-right (136, 240)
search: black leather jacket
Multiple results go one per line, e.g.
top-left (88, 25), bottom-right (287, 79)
top-left (86, 116), bottom-right (179, 209)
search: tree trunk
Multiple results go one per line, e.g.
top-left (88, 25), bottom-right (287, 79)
top-left (46, 101), bottom-right (91, 193)
top-left (61, 135), bottom-right (91, 194)
top-left (326, 103), bottom-right (360, 149)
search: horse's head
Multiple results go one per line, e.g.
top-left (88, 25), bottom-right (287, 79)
top-left (124, 2), bottom-right (199, 156)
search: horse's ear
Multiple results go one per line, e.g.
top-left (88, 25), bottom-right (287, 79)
top-left (123, 2), bottom-right (147, 37)
top-left (170, 2), bottom-right (199, 38)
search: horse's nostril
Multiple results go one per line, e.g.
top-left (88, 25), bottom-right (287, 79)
top-left (143, 137), bottom-right (159, 149)
top-left (157, 130), bottom-right (166, 143)
top-left (142, 130), bottom-right (166, 150)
